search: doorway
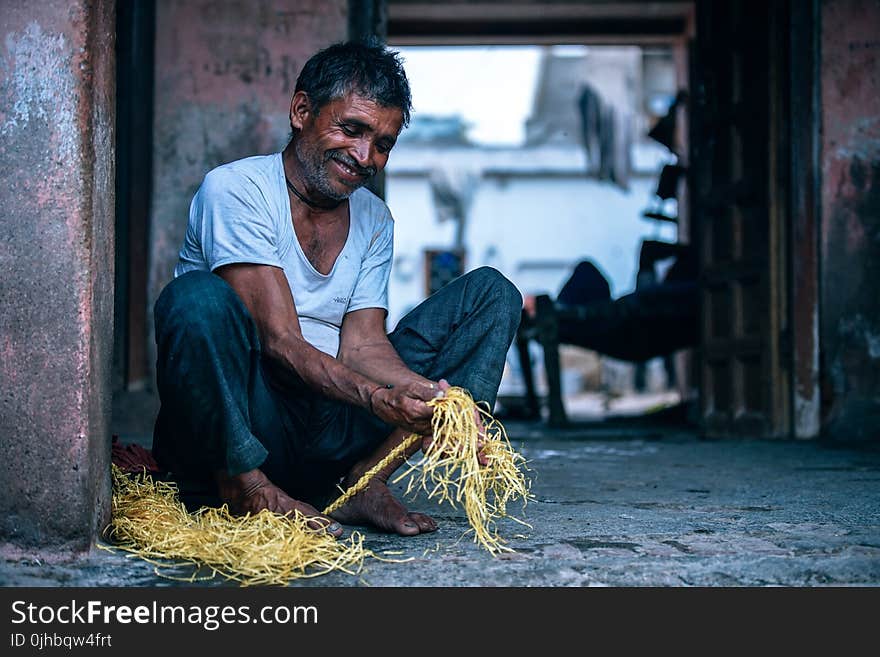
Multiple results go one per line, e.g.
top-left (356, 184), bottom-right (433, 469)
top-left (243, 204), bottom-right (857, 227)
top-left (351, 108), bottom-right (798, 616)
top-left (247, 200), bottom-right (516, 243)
top-left (386, 3), bottom-right (697, 426)
top-left (112, 0), bottom-right (157, 439)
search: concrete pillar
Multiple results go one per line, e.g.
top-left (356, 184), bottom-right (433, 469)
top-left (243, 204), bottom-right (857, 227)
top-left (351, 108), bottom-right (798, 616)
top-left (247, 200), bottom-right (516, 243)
top-left (820, 0), bottom-right (880, 441)
top-left (0, 1), bottom-right (115, 551)
top-left (147, 0), bottom-right (348, 374)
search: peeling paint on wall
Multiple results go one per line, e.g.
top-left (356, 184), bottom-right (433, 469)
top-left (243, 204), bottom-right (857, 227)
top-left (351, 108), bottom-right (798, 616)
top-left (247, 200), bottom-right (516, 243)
top-left (1, 22), bottom-right (77, 164)
top-left (0, 19), bottom-right (81, 249)
top-left (0, 1), bottom-right (115, 551)
top-left (820, 0), bottom-right (880, 441)
top-left (794, 307), bottom-right (821, 439)
top-left (835, 314), bottom-right (880, 360)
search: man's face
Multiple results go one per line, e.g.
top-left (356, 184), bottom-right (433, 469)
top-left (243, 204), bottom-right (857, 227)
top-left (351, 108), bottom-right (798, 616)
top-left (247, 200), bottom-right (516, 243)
top-left (293, 92), bottom-right (404, 200)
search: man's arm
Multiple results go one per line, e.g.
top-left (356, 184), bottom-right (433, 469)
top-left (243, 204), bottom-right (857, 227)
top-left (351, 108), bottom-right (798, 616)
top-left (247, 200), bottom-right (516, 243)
top-left (339, 308), bottom-right (487, 465)
top-left (215, 262), bottom-right (437, 434)
top-left (338, 307), bottom-right (428, 385)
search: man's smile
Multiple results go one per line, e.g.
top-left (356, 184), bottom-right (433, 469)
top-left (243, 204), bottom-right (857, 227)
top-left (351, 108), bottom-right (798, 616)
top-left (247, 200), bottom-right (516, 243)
top-left (333, 158), bottom-right (365, 180)
top-left (328, 152), bottom-right (376, 184)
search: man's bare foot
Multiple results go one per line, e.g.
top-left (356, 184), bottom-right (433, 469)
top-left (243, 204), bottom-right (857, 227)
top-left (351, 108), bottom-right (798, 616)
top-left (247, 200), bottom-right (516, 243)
top-left (329, 478), bottom-right (437, 536)
top-left (216, 468), bottom-right (343, 537)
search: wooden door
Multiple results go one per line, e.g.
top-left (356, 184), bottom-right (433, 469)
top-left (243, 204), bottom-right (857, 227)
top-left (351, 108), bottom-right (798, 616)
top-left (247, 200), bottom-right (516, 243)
top-left (690, 0), bottom-right (790, 438)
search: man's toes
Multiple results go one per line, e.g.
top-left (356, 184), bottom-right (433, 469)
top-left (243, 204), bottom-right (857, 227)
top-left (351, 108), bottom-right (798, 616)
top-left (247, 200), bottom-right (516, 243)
top-left (325, 521), bottom-right (344, 537)
top-left (305, 516), bottom-right (343, 537)
top-left (298, 508), bottom-right (343, 537)
top-left (395, 519), bottom-right (421, 536)
top-left (409, 512), bottom-right (437, 533)
top-left (392, 511), bottom-right (422, 536)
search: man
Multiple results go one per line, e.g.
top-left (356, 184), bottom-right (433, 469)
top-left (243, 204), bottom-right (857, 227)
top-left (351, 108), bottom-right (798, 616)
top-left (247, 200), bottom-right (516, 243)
top-left (151, 41), bottom-right (522, 538)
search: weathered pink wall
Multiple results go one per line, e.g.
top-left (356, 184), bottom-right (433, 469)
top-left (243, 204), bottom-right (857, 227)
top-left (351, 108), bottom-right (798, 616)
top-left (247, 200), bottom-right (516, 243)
top-left (820, 0), bottom-right (880, 440)
top-left (0, 0), bottom-right (115, 551)
top-left (147, 0), bottom-right (348, 371)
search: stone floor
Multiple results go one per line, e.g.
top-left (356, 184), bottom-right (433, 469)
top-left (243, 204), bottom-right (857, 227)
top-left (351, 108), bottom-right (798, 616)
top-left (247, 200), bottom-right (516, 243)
top-left (2, 398), bottom-right (879, 587)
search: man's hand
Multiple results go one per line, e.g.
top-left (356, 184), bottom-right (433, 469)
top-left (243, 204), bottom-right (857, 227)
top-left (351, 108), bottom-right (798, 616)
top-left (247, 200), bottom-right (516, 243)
top-left (371, 378), bottom-right (449, 435)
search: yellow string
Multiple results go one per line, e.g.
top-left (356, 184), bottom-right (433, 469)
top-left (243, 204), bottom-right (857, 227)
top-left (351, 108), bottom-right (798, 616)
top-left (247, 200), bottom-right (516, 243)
top-left (105, 386), bottom-right (531, 585)
top-left (322, 433), bottom-right (421, 515)
top-left (324, 386), bottom-right (533, 554)
top-left (103, 465), bottom-right (382, 586)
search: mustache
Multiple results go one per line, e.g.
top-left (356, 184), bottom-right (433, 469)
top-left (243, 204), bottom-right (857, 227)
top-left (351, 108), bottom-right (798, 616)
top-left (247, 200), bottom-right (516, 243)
top-left (327, 151), bottom-right (376, 177)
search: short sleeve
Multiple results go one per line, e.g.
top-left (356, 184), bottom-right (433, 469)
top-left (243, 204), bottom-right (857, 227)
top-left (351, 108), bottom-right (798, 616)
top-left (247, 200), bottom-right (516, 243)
top-left (347, 210), bottom-right (394, 313)
top-left (193, 167), bottom-right (283, 271)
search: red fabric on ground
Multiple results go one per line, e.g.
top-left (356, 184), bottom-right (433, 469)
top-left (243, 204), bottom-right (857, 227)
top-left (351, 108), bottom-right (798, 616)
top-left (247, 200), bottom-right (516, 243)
top-left (111, 435), bottom-right (160, 474)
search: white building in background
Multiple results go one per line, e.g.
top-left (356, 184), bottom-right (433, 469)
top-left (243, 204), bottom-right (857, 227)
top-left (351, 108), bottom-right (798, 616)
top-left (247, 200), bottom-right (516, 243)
top-left (385, 142), bottom-right (675, 328)
top-left (383, 46), bottom-right (682, 398)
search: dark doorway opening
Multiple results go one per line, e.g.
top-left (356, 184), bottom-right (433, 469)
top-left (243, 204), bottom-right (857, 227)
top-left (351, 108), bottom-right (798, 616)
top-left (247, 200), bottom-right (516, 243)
top-left (113, 0), bottom-right (155, 393)
top-left (112, 0), bottom-right (159, 442)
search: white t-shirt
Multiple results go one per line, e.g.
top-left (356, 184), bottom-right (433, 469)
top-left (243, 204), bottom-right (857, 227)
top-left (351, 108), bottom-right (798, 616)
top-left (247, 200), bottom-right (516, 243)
top-left (175, 152), bottom-right (394, 356)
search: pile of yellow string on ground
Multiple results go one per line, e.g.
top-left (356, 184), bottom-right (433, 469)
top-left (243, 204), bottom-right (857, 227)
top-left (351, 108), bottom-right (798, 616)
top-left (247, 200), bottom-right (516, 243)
top-left (104, 385), bottom-right (532, 584)
top-left (103, 466), bottom-right (374, 586)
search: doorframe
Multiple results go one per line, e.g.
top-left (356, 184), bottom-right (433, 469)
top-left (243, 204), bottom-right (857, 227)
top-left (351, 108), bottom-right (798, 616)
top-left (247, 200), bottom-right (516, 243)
top-left (385, 1), bottom-right (699, 418)
top-left (787, 0), bottom-right (822, 438)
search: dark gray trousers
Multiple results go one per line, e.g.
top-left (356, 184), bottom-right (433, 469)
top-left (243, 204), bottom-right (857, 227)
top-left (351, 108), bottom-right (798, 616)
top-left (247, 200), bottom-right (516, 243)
top-left (152, 267), bottom-right (521, 505)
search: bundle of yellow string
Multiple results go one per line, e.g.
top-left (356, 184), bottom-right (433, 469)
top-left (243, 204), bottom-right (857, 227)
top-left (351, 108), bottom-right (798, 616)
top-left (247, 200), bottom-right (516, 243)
top-left (326, 386), bottom-right (532, 554)
top-left (105, 386), bottom-right (531, 584)
top-left (103, 466), bottom-right (374, 586)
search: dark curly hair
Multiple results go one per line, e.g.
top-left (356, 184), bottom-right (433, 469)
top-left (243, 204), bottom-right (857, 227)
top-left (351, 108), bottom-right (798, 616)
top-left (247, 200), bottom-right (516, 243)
top-left (295, 40), bottom-right (413, 127)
